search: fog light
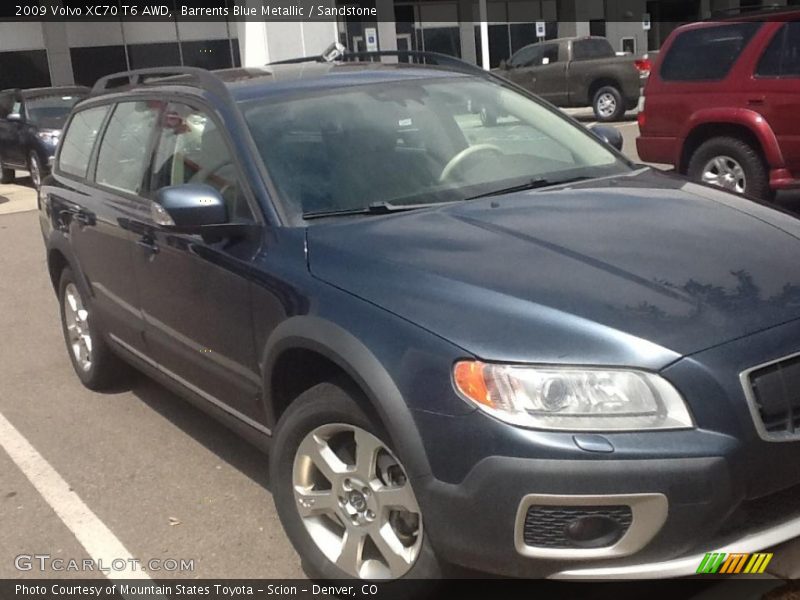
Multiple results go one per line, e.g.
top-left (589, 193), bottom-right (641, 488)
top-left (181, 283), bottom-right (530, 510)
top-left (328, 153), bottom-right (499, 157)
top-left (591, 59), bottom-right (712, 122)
top-left (564, 516), bottom-right (623, 548)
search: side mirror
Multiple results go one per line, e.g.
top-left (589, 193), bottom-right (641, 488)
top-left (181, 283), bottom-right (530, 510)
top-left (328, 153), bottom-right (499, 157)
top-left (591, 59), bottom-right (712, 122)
top-left (6, 113), bottom-right (23, 123)
top-left (590, 125), bottom-right (623, 152)
top-left (499, 59), bottom-right (508, 70)
top-left (154, 184), bottom-right (227, 229)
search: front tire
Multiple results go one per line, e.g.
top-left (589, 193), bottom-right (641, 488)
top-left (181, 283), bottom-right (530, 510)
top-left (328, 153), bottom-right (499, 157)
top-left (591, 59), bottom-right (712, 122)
top-left (592, 86), bottom-right (625, 122)
top-left (58, 267), bottom-right (130, 390)
top-left (270, 380), bottom-right (442, 582)
top-left (687, 136), bottom-right (771, 201)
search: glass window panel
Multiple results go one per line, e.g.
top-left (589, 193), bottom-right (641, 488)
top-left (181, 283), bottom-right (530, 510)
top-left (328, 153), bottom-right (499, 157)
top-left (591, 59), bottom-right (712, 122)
top-left (95, 101), bottom-right (160, 194)
top-left (59, 105), bottom-right (110, 178)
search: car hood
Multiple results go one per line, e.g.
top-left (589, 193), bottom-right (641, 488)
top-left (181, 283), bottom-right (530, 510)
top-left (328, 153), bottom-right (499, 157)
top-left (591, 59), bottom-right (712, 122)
top-left (307, 171), bottom-right (800, 369)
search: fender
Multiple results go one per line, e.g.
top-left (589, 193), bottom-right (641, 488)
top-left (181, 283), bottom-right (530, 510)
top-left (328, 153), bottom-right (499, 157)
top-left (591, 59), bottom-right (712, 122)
top-left (679, 108), bottom-right (785, 169)
top-left (261, 316), bottom-right (433, 479)
top-left (44, 228), bottom-right (92, 299)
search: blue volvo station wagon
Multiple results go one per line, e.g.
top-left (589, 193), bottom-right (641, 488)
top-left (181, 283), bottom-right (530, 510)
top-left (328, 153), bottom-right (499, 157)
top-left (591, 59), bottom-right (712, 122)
top-left (39, 49), bottom-right (800, 581)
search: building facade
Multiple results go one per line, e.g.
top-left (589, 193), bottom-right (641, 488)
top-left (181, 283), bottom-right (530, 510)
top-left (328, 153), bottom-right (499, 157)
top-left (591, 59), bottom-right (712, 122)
top-left (0, 0), bottom-right (795, 90)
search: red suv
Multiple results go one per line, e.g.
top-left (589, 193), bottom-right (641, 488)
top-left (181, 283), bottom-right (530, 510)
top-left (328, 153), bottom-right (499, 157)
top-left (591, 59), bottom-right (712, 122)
top-left (637, 11), bottom-right (799, 200)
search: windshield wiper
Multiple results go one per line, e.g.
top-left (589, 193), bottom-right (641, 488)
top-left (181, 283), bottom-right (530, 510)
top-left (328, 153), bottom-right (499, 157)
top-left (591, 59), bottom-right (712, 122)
top-left (465, 176), bottom-right (593, 201)
top-left (303, 201), bottom-right (437, 220)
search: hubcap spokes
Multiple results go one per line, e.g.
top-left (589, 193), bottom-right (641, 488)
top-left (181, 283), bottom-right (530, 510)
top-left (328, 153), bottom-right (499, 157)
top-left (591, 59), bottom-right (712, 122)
top-left (702, 155), bottom-right (746, 194)
top-left (64, 283), bottom-right (92, 371)
top-left (598, 93), bottom-right (616, 118)
top-left (293, 424), bottom-right (422, 580)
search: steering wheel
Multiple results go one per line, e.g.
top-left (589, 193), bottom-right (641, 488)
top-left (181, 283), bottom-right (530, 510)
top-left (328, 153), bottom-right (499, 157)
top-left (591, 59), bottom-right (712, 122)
top-left (439, 144), bottom-right (502, 183)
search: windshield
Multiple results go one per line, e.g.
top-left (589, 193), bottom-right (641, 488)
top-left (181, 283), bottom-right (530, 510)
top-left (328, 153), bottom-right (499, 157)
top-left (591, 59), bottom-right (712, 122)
top-left (25, 93), bottom-right (86, 128)
top-left (243, 76), bottom-right (630, 221)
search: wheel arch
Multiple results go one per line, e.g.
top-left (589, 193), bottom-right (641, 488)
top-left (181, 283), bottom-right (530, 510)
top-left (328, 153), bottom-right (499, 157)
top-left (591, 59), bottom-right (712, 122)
top-left (262, 316), bottom-right (433, 479)
top-left (45, 234), bottom-right (91, 298)
top-left (587, 77), bottom-right (622, 106)
top-left (678, 111), bottom-right (783, 174)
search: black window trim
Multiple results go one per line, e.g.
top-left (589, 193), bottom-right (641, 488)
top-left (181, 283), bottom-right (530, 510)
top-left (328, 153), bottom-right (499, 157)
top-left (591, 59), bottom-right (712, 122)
top-left (660, 22), bottom-right (764, 83)
top-left (90, 100), bottom-right (163, 199)
top-left (754, 21), bottom-right (800, 80)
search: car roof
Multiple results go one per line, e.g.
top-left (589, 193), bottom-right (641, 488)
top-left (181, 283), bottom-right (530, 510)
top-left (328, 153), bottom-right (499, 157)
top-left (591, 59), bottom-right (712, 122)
top-left (85, 61), bottom-right (470, 105)
top-left (673, 7), bottom-right (799, 33)
top-left (218, 62), bottom-right (469, 102)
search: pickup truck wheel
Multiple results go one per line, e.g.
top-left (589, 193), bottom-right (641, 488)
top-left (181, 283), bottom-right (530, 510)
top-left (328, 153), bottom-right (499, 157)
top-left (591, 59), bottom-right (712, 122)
top-left (58, 267), bottom-right (131, 390)
top-left (0, 161), bottom-right (15, 184)
top-left (687, 136), bottom-right (771, 201)
top-left (592, 86), bottom-right (625, 122)
top-left (271, 379), bottom-right (443, 583)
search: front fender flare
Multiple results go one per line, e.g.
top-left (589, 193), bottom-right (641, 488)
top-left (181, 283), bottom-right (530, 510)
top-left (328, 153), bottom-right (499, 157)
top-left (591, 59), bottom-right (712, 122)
top-left (261, 316), bottom-right (433, 479)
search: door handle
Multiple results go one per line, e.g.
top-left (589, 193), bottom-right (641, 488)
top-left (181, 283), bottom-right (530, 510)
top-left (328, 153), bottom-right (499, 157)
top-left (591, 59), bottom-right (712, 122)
top-left (136, 237), bottom-right (159, 255)
top-left (74, 211), bottom-right (94, 226)
top-left (747, 97), bottom-right (765, 106)
top-left (67, 207), bottom-right (95, 227)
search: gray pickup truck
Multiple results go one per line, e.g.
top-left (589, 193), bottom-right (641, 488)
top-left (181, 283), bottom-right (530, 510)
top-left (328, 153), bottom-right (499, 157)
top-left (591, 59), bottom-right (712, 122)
top-left (494, 36), bottom-right (642, 122)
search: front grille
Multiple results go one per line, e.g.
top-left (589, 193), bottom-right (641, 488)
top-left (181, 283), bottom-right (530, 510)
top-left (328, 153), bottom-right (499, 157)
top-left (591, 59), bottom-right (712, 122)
top-left (746, 354), bottom-right (800, 439)
top-left (522, 505), bottom-right (632, 549)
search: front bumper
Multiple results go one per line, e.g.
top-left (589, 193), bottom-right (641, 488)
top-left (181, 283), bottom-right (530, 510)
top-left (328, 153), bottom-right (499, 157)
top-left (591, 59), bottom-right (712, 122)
top-left (413, 438), bottom-right (744, 579)
top-left (636, 135), bottom-right (678, 166)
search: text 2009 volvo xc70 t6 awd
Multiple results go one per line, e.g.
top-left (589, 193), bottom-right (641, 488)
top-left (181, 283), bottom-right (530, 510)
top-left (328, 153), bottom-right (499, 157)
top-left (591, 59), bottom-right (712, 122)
top-left (39, 53), bottom-right (800, 581)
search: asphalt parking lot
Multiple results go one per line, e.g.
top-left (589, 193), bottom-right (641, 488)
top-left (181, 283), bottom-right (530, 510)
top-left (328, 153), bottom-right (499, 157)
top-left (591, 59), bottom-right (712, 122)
top-left (1, 120), bottom-right (799, 591)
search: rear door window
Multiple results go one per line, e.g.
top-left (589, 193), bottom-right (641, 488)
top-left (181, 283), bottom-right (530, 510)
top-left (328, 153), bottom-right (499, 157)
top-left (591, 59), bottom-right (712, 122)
top-left (572, 39), bottom-right (615, 61)
top-left (660, 22), bottom-right (762, 81)
top-left (58, 105), bottom-right (110, 178)
top-left (542, 44), bottom-right (559, 64)
top-left (94, 101), bottom-right (160, 194)
top-left (756, 22), bottom-right (800, 78)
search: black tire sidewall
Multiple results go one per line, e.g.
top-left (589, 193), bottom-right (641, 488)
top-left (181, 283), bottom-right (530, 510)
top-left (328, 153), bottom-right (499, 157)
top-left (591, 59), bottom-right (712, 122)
top-left (593, 86), bottom-right (624, 122)
top-left (270, 381), bottom-right (442, 583)
top-left (58, 267), bottom-right (121, 390)
top-left (0, 159), bottom-right (14, 184)
top-left (687, 137), bottom-right (771, 201)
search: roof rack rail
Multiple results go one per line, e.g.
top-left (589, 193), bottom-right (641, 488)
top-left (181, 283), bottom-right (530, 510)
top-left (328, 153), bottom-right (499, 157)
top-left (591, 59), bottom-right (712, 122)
top-left (269, 46), bottom-right (489, 78)
top-left (90, 66), bottom-right (231, 99)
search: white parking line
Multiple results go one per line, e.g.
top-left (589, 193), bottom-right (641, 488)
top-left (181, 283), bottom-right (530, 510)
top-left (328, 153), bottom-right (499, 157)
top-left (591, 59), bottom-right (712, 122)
top-left (0, 410), bottom-right (150, 580)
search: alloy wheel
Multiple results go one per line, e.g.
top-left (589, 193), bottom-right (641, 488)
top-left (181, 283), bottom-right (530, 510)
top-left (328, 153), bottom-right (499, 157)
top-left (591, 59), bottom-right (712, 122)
top-left (63, 283), bottom-right (92, 372)
top-left (596, 93), bottom-right (617, 119)
top-left (292, 423), bottom-right (423, 579)
top-left (701, 155), bottom-right (746, 194)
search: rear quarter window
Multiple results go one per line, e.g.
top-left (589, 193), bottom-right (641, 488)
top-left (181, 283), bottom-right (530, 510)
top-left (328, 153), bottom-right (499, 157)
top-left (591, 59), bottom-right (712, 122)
top-left (660, 22), bottom-right (762, 81)
top-left (58, 105), bottom-right (110, 178)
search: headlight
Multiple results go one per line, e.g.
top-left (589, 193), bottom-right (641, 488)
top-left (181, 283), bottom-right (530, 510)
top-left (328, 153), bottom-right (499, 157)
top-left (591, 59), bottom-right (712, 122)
top-left (453, 361), bottom-right (693, 431)
top-left (36, 130), bottom-right (59, 144)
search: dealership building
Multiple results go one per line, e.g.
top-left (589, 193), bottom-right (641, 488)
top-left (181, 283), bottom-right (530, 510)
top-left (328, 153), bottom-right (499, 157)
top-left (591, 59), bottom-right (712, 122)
top-left (0, 0), bottom-right (795, 90)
